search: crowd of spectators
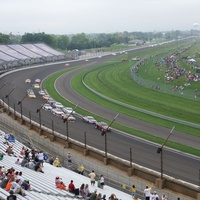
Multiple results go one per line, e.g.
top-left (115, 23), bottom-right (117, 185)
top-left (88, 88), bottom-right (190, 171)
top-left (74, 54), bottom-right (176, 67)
top-left (0, 132), bottom-right (180, 200)
top-left (0, 166), bottom-right (27, 197)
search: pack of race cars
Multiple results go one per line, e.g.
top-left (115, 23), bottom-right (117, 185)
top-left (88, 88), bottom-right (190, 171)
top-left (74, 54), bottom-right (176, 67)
top-left (25, 78), bottom-right (112, 130)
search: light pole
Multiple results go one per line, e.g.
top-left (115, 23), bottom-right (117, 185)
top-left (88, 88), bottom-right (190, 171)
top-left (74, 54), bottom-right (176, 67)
top-left (130, 148), bottom-right (133, 168)
top-left (36, 100), bottom-right (48, 134)
top-left (63, 104), bottom-right (78, 145)
top-left (84, 132), bottom-right (87, 149)
top-left (18, 93), bottom-right (29, 120)
top-left (0, 81), bottom-right (7, 106)
top-left (157, 126), bottom-right (175, 180)
top-left (101, 113), bottom-right (119, 158)
top-left (5, 86), bottom-right (16, 113)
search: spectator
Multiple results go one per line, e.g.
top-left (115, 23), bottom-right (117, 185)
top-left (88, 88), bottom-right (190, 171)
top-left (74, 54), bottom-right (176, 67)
top-left (25, 160), bottom-right (35, 170)
top-left (130, 184), bottom-right (136, 198)
top-left (151, 191), bottom-right (159, 200)
top-left (67, 152), bottom-right (72, 163)
top-left (84, 184), bottom-right (91, 198)
top-left (77, 164), bottom-right (85, 175)
top-left (6, 145), bottom-right (14, 156)
top-left (96, 193), bottom-right (102, 200)
top-left (7, 190), bottom-right (17, 200)
top-left (5, 176), bottom-right (15, 191)
top-left (43, 152), bottom-right (48, 161)
top-left (0, 152), bottom-right (4, 160)
top-left (79, 183), bottom-right (85, 197)
top-left (56, 181), bottom-right (67, 190)
top-left (11, 179), bottom-right (26, 196)
top-left (24, 149), bottom-right (30, 159)
top-left (4, 133), bottom-right (9, 143)
top-left (101, 194), bottom-right (106, 200)
top-left (0, 174), bottom-right (9, 189)
top-left (109, 193), bottom-right (117, 200)
top-left (99, 174), bottom-right (105, 189)
top-left (37, 150), bottom-right (44, 166)
top-left (0, 166), bottom-right (5, 180)
top-left (31, 149), bottom-right (36, 160)
top-left (89, 189), bottom-right (97, 200)
top-left (53, 157), bottom-right (60, 167)
top-left (68, 180), bottom-right (75, 193)
top-left (88, 170), bottom-right (96, 186)
top-left (7, 168), bottom-right (15, 179)
top-left (16, 171), bottom-right (24, 186)
top-left (55, 176), bottom-right (62, 186)
top-left (20, 146), bottom-right (26, 156)
top-left (144, 185), bottom-right (152, 200)
top-left (35, 162), bottom-right (44, 173)
top-left (162, 193), bottom-right (168, 200)
top-left (21, 158), bottom-right (28, 167)
top-left (49, 157), bottom-right (54, 165)
top-left (15, 158), bottom-right (21, 165)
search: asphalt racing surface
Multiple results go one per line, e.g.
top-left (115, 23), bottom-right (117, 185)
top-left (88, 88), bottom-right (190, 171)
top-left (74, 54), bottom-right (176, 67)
top-left (0, 54), bottom-right (199, 186)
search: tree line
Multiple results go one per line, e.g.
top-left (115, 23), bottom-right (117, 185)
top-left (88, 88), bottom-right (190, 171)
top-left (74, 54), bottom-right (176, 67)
top-left (0, 30), bottom-right (197, 51)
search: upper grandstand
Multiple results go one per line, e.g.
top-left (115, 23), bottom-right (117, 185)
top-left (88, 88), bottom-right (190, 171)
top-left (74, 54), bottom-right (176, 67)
top-left (0, 43), bottom-right (66, 72)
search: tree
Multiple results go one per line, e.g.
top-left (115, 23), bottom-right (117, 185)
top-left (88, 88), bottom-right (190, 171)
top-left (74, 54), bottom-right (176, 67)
top-left (69, 33), bottom-right (90, 50)
top-left (0, 33), bottom-right (11, 44)
top-left (21, 32), bottom-right (56, 47)
top-left (56, 35), bottom-right (69, 50)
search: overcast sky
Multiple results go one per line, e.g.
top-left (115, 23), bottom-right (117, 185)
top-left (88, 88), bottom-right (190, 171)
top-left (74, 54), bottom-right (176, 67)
top-left (1, 0), bottom-right (199, 35)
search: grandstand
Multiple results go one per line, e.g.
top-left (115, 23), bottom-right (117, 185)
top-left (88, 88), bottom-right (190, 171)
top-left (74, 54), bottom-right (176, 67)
top-left (0, 131), bottom-right (134, 200)
top-left (0, 43), bottom-right (66, 73)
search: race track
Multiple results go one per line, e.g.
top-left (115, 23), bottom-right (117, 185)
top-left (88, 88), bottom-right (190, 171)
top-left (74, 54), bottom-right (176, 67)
top-left (0, 54), bottom-right (199, 185)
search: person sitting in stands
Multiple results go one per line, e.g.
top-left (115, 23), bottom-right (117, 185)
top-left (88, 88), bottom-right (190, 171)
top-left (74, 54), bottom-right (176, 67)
top-left (56, 181), bottom-right (67, 190)
top-left (79, 183), bottom-right (85, 197)
top-left (25, 160), bottom-right (36, 170)
top-left (5, 176), bottom-right (15, 191)
top-left (0, 166), bottom-right (5, 180)
top-left (96, 193), bottom-right (102, 200)
top-left (16, 171), bottom-right (24, 186)
top-left (21, 157), bottom-right (28, 167)
top-left (0, 152), bottom-right (4, 160)
top-left (6, 145), bottom-right (14, 156)
top-left (0, 174), bottom-right (9, 189)
top-left (49, 157), bottom-right (54, 165)
top-left (7, 168), bottom-right (15, 179)
top-left (37, 150), bottom-right (44, 167)
top-left (84, 184), bottom-right (91, 198)
top-left (7, 190), bottom-right (17, 200)
top-left (34, 162), bottom-right (44, 173)
top-left (89, 189), bottom-right (97, 200)
top-left (31, 149), bottom-right (36, 160)
top-left (68, 180), bottom-right (75, 193)
top-left (109, 193), bottom-right (118, 200)
top-left (55, 176), bottom-right (62, 186)
top-left (15, 158), bottom-right (21, 165)
top-left (20, 146), bottom-right (26, 156)
top-left (24, 149), bottom-right (30, 159)
top-left (11, 179), bottom-right (26, 196)
top-left (77, 164), bottom-right (85, 175)
top-left (53, 157), bottom-right (60, 167)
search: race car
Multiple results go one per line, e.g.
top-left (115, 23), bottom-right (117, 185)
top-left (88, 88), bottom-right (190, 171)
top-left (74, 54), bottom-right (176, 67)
top-left (95, 121), bottom-right (111, 131)
top-left (82, 116), bottom-right (97, 124)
